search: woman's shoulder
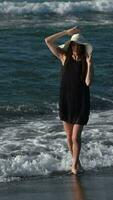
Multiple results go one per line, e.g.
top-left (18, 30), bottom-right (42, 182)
top-left (61, 54), bottom-right (67, 66)
top-left (57, 47), bottom-right (67, 66)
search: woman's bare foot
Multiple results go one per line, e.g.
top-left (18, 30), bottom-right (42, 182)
top-left (70, 160), bottom-right (82, 175)
top-left (71, 165), bottom-right (78, 175)
top-left (71, 162), bottom-right (78, 175)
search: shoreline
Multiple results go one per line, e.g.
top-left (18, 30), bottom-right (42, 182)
top-left (0, 169), bottom-right (113, 200)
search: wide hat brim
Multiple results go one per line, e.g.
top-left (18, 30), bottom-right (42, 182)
top-left (58, 33), bottom-right (93, 56)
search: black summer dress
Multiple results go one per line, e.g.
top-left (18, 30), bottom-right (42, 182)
top-left (58, 56), bottom-right (90, 125)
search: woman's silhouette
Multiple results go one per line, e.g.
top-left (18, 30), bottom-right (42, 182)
top-left (45, 27), bottom-right (93, 174)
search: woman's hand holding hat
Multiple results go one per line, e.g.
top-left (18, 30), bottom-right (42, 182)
top-left (66, 26), bottom-right (80, 36)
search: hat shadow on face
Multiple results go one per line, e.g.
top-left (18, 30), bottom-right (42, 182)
top-left (59, 33), bottom-right (93, 56)
top-left (66, 41), bottom-right (85, 52)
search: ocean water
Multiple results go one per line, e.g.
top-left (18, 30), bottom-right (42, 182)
top-left (0, 0), bottom-right (113, 183)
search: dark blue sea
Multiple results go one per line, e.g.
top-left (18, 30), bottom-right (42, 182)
top-left (0, 0), bottom-right (113, 183)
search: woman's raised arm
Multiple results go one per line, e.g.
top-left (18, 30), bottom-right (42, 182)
top-left (44, 27), bottom-right (80, 60)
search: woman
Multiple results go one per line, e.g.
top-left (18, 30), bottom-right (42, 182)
top-left (44, 27), bottom-right (93, 175)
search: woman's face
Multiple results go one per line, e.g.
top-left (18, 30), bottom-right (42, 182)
top-left (70, 42), bottom-right (85, 57)
top-left (71, 42), bottom-right (78, 54)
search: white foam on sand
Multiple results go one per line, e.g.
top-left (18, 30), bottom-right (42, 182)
top-left (0, 110), bottom-right (113, 182)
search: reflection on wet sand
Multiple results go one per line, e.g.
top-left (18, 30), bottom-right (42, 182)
top-left (71, 175), bottom-right (86, 200)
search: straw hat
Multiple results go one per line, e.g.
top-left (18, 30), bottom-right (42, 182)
top-left (59, 33), bottom-right (93, 56)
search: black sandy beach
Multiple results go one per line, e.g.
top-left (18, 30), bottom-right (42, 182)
top-left (0, 169), bottom-right (113, 200)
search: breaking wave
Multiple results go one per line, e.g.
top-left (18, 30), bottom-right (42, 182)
top-left (0, 0), bottom-right (113, 16)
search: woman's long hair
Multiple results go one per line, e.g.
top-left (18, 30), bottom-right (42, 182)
top-left (63, 41), bottom-right (87, 82)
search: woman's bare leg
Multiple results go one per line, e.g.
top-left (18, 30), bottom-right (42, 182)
top-left (63, 121), bottom-right (74, 156)
top-left (71, 124), bottom-right (83, 174)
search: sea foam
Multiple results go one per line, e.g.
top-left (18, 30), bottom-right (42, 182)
top-left (0, 0), bottom-right (113, 16)
top-left (0, 110), bottom-right (113, 183)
